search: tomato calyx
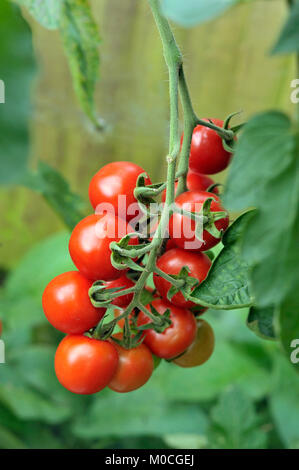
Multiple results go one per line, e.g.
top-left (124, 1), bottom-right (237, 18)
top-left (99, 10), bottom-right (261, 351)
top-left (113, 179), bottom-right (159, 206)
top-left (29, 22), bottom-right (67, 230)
top-left (154, 265), bottom-right (199, 303)
top-left (134, 173), bottom-right (165, 205)
top-left (89, 280), bottom-right (135, 308)
top-left (137, 303), bottom-right (172, 334)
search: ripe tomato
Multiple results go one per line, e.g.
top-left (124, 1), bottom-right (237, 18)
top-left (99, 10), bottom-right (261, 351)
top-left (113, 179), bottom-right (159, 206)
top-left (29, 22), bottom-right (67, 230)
top-left (69, 213), bottom-right (137, 281)
top-left (108, 338), bottom-right (154, 393)
top-left (173, 319), bottom-right (215, 367)
top-left (169, 190), bottom-right (229, 251)
top-left (105, 274), bottom-right (135, 308)
top-left (42, 271), bottom-right (105, 334)
top-left (161, 172), bottom-right (217, 203)
top-left (187, 119), bottom-right (232, 174)
top-left (154, 248), bottom-right (211, 308)
top-left (89, 161), bottom-right (152, 221)
top-left (137, 298), bottom-right (197, 359)
top-left (55, 335), bottom-right (118, 394)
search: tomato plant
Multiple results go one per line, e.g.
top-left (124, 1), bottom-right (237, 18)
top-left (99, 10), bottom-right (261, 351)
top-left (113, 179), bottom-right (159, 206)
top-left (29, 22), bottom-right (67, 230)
top-left (169, 190), bottom-right (229, 251)
top-left (108, 336), bottom-right (154, 393)
top-left (69, 213), bottom-right (137, 281)
top-left (173, 319), bottom-right (215, 368)
top-left (89, 161), bottom-right (151, 221)
top-left (54, 335), bottom-right (119, 394)
top-left (137, 299), bottom-right (197, 359)
top-left (188, 119), bottom-right (233, 175)
top-left (154, 248), bottom-right (211, 308)
top-left (42, 271), bottom-right (105, 334)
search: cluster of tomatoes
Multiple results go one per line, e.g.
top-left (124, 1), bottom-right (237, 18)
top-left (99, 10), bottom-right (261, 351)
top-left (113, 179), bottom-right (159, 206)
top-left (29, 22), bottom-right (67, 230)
top-left (42, 119), bottom-right (231, 395)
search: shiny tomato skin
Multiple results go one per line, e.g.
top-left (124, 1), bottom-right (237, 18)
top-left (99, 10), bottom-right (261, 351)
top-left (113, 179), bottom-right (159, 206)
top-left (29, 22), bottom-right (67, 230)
top-left (108, 339), bottom-right (154, 393)
top-left (173, 319), bottom-right (215, 367)
top-left (154, 248), bottom-right (211, 308)
top-left (55, 335), bottom-right (119, 394)
top-left (137, 299), bottom-right (197, 359)
top-left (161, 172), bottom-right (217, 203)
top-left (42, 271), bottom-right (105, 334)
top-left (69, 213), bottom-right (137, 281)
top-left (188, 119), bottom-right (232, 175)
top-left (88, 161), bottom-right (151, 221)
top-left (105, 274), bottom-right (135, 308)
top-left (187, 171), bottom-right (218, 194)
top-left (169, 190), bottom-right (229, 251)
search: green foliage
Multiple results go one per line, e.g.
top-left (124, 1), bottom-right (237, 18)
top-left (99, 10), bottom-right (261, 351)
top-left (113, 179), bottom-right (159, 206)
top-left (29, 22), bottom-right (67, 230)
top-left (272, 1), bottom-right (299, 54)
top-left (0, 232), bottom-right (289, 449)
top-left (0, 0), bottom-right (35, 184)
top-left (24, 162), bottom-right (86, 230)
top-left (270, 356), bottom-right (299, 448)
top-left (160, 0), bottom-right (237, 27)
top-left (208, 387), bottom-right (267, 449)
top-left (277, 293), bottom-right (299, 371)
top-left (15, 0), bottom-right (62, 29)
top-left (247, 306), bottom-right (276, 341)
top-left (189, 211), bottom-right (254, 309)
top-left (223, 112), bottom-right (299, 304)
top-left (15, 0), bottom-right (101, 127)
top-left (223, 111), bottom-right (299, 362)
top-left (60, 0), bottom-right (101, 127)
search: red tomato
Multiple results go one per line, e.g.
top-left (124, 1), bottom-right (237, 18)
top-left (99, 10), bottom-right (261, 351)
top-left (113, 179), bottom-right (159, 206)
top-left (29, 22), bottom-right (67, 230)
top-left (42, 271), bottom-right (105, 334)
top-left (169, 190), bottom-right (229, 251)
top-left (89, 161), bottom-right (152, 221)
top-left (55, 335), bottom-right (118, 394)
top-left (187, 119), bottom-right (232, 175)
top-left (161, 172), bottom-right (217, 202)
top-left (173, 319), bottom-right (215, 367)
top-left (69, 213), bottom-right (137, 281)
top-left (108, 338), bottom-right (154, 393)
top-left (137, 298), bottom-right (197, 359)
top-left (105, 275), bottom-right (135, 308)
top-left (154, 248), bottom-right (211, 308)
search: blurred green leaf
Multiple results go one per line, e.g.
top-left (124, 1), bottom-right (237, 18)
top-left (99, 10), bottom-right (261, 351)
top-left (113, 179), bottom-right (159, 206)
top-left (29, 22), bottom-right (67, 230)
top-left (247, 306), bottom-right (276, 341)
top-left (74, 386), bottom-right (208, 439)
top-left (272, 1), bottom-right (299, 54)
top-left (60, 0), bottom-right (101, 127)
top-left (160, 0), bottom-right (237, 27)
top-left (270, 355), bottom-right (299, 448)
top-left (24, 162), bottom-right (86, 230)
top-left (0, 232), bottom-right (74, 330)
top-left (189, 211), bottom-right (254, 309)
top-left (208, 387), bottom-right (267, 449)
top-left (0, 425), bottom-right (27, 449)
top-left (223, 112), bottom-right (299, 308)
top-left (0, 1), bottom-right (35, 184)
top-left (277, 293), bottom-right (299, 372)
top-left (151, 341), bottom-right (270, 402)
top-left (14, 0), bottom-right (62, 29)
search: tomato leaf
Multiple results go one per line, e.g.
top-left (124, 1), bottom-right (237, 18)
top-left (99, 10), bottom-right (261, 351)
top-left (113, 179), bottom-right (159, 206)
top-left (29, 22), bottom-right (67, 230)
top-left (247, 306), bottom-right (276, 341)
top-left (272, 1), bottom-right (299, 54)
top-left (188, 211), bottom-right (255, 309)
top-left (277, 292), bottom-right (299, 373)
top-left (14, 0), bottom-right (62, 29)
top-left (208, 387), bottom-right (268, 449)
top-left (59, 0), bottom-right (101, 128)
top-left (0, 1), bottom-right (35, 184)
top-left (24, 161), bottom-right (86, 230)
top-left (223, 111), bottom-right (299, 308)
top-left (160, 0), bottom-right (237, 28)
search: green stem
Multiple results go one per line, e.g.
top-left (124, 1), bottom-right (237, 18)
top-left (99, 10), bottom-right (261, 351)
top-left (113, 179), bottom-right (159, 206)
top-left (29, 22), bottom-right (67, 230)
top-left (154, 266), bottom-right (185, 288)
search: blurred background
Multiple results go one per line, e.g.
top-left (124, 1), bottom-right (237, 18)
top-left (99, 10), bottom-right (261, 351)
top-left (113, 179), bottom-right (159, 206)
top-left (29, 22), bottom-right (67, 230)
top-left (0, 0), bottom-right (298, 449)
